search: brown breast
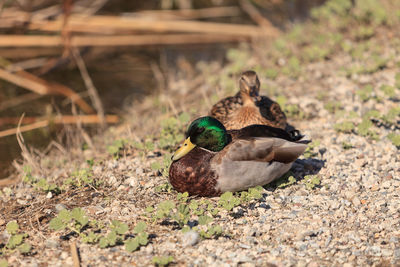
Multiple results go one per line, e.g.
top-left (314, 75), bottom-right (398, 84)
top-left (168, 147), bottom-right (221, 197)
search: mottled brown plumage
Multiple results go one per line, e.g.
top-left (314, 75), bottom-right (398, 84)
top-left (210, 70), bottom-right (287, 130)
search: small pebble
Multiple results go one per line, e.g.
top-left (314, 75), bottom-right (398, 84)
top-left (181, 231), bottom-right (200, 246)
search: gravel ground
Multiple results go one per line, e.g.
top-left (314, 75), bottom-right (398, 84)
top-left (1, 7), bottom-right (400, 267)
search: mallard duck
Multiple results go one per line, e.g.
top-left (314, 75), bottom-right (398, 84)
top-left (210, 70), bottom-right (287, 130)
top-left (169, 116), bottom-right (308, 197)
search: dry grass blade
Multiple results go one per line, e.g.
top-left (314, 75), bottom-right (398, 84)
top-left (128, 6), bottom-right (241, 20)
top-left (71, 47), bottom-right (105, 126)
top-left (0, 34), bottom-right (248, 47)
top-left (25, 15), bottom-right (272, 36)
top-left (0, 115), bottom-right (119, 138)
top-left (15, 113), bottom-right (40, 173)
top-left (0, 67), bottom-right (49, 94)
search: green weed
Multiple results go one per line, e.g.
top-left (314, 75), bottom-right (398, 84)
top-left (334, 121), bottom-right (355, 133)
top-left (218, 192), bottom-right (240, 211)
top-left (303, 175), bottom-right (321, 190)
top-left (388, 133), bottom-right (400, 147)
top-left (342, 142), bottom-right (354, 150)
top-left (152, 256), bottom-right (174, 267)
top-left (1, 221), bottom-right (31, 255)
top-left (303, 140), bottom-right (320, 158)
top-left (273, 172), bottom-right (297, 189)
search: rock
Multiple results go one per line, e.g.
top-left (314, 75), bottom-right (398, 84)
top-left (393, 248), bottom-right (400, 259)
top-left (182, 231), bottom-right (200, 246)
top-left (55, 204), bottom-right (67, 212)
top-left (46, 192), bottom-right (53, 199)
top-left (45, 238), bottom-right (59, 249)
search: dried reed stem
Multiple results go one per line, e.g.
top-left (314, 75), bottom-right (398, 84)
top-left (0, 115), bottom-right (119, 138)
top-left (26, 15), bottom-right (273, 36)
top-left (71, 47), bottom-right (105, 126)
top-left (0, 34), bottom-right (249, 47)
top-left (239, 0), bottom-right (281, 34)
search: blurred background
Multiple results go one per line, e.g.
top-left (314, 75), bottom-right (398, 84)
top-left (0, 0), bottom-right (328, 179)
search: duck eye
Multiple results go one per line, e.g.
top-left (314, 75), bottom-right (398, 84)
top-left (184, 143), bottom-right (187, 146)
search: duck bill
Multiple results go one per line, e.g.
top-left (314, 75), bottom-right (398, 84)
top-left (172, 137), bottom-right (196, 161)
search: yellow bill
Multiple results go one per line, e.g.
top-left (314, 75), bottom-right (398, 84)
top-left (172, 137), bottom-right (196, 161)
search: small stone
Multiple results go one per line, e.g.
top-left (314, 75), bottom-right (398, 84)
top-left (17, 199), bottom-right (27, 205)
top-left (55, 204), bottom-right (67, 212)
top-left (352, 197), bottom-right (361, 206)
top-left (381, 249), bottom-right (393, 257)
top-left (46, 192), bottom-right (53, 199)
top-left (0, 218), bottom-right (5, 226)
top-left (45, 238), bottom-right (59, 249)
top-left (181, 231), bottom-right (200, 246)
top-left (238, 243), bottom-right (251, 249)
top-left (394, 248), bottom-right (400, 259)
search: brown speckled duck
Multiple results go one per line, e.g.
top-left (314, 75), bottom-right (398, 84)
top-left (210, 70), bottom-right (287, 130)
top-left (169, 116), bottom-right (308, 197)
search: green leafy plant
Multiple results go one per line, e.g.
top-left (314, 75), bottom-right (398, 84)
top-left (107, 139), bottom-right (128, 157)
top-left (125, 221), bottom-right (149, 252)
top-left (303, 175), bottom-right (321, 190)
top-left (158, 117), bottom-right (185, 150)
top-left (388, 133), bottom-right (400, 147)
top-left (324, 101), bottom-right (342, 114)
top-left (171, 204), bottom-right (190, 228)
top-left (152, 256), bottom-right (174, 267)
top-left (382, 107), bottom-right (400, 125)
top-left (155, 182), bottom-right (173, 193)
top-left (218, 192), bottom-right (240, 211)
top-left (357, 118), bottom-right (379, 140)
top-left (49, 208), bottom-right (89, 235)
top-left (0, 259), bottom-right (8, 267)
top-left (63, 168), bottom-right (101, 189)
top-left (198, 215), bottom-right (213, 226)
top-left (35, 178), bottom-right (61, 194)
top-left (303, 140), bottom-right (320, 158)
top-left (342, 142), bottom-right (354, 150)
top-left (154, 200), bottom-right (175, 220)
top-left (1, 221), bottom-right (31, 255)
top-left (273, 172), bottom-right (297, 188)
top-left (380, 85), bottom-right (396, 98)
top-left (239, 186), bottom-right (264, 203)
top-left (334, 121), bottom-right (355, 133)
top-left (356, 85), bottom-right (374, 102)
top-left (198, 225), bottom-right (223, 239)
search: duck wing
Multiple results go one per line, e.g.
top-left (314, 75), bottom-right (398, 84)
top-left (255, 96), bottom-right (287, 129)
top-left (228, 124), bottom-right (306, 142)
top-left (216, 138), bottom-right (307, 164)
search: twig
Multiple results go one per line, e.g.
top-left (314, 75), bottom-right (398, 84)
top-left (0, 114), bottom-right (119, 138)
top-left (71, 47), bottom-right (105, 126)
top-left (70, 241), bottom-right (81, 267)
top-left (25, 15), bottom-right (272, 36)
top-left (0, 67), bottom-right (49, 94)
top-left (0, 34), bottom-right (249, 47)
top-left (6, 57), bottom-right (48, 71)
top-left (0, 66), bottom-right (95, 114)
top-left (239, 0), bottom-right (281, 35)
top-left (127, 6), bottom-right (241, 20)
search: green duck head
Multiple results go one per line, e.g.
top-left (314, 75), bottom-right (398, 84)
top-left (172, 116), bottom-right (230, 161)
